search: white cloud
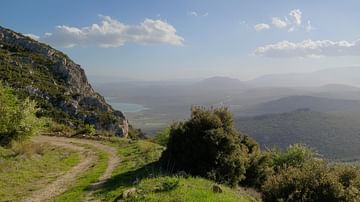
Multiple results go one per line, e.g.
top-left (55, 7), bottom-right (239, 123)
top-left (271, 17), bottom-right (287, 28)
top-left (187, 11), bottom-right (208, 17)
top-left (255, 9), bottom-right (311, 32)
top-left (288, 9), bottom-right (302, 32)
top-left (254, 39), bottom-right (360, 58)
top-left (289, 9), bottom-right (302, 26)
top-left (305, 20), bottom-right (315, 32)
top-left (188, 11), bottom-right (198, 17)
top-left (24, 33), bottom-right (40, 41)
top-left (254, 23), bottom-right (270, 31)
top-left (38, 15), bottom-right (184, 48)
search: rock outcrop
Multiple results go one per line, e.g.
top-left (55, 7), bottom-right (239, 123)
top-left (0, 26), bottom-right (128, 136)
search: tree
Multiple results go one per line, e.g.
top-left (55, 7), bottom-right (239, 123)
top-left (160, 106), bottom-right (260, 186)
top-left (0, 83), bottom-right (43, 146)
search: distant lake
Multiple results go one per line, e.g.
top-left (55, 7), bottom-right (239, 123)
top-left (106, 97), bottom-right (149, 113)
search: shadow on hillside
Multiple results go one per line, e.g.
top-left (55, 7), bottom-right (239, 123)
top-left (91, 161), bottom-right (165, 195)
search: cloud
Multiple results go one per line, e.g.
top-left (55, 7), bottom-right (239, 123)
top-left (271, 17), bottom-right (288, 28)
top-left (254, 23), bottom-right (270, 31)
top-left (254, 39), bottom-right (360, 58)
top-left (305, 20), bottom-right (315, 32)
top-left (187, 11), bottom-right (209, 17)
top-left (289, 9), bottom-right (302, 26)
top-left (37, 15), bottom-right (184, 48)
top-left (24, 33), bottom-right (40, 41)
top-left (188, 11), bottom-right (198, 17)
top-left (255, 9), bottom-right (310, 32)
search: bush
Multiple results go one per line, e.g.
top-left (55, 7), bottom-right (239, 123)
top-left (160, 106), bottom-right (260, 186)
top-left (262, 160), bottom-right (345, 202)
top-left (271, 144), bottom-right (318, 172)
top-left (242, 151), bottom-right (273, 188)
top-left (261, 146), bottom-right (360, 202)
top-left (0, 83), bottom-right (43, 146)
top-left (152, 127), bottom-right (171, 146)
top-left (77, 124), bottom-right (96, 136)
top-left (45, 120), bottom-right (75, 136)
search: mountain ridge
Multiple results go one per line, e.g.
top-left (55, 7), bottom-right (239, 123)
top-left (0, 26), bottom-right (128, 136)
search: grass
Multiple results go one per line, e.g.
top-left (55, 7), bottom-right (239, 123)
top-left (0, 142), bottom-right (80, 201)
top-left (53, 144), bottom-right (109, 202)
top-left (123, 176), bottom-right (252, 202)
top-left (92, 138), bottom-right (258, 202)
top-left (0, 136), bottom-right (259, 201)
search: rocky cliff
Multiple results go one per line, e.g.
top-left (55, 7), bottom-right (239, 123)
top-left (0, 26), bottom-right (128, 136)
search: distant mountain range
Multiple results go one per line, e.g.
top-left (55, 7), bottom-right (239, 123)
top-left (247, 66), bottom-right (360, 87)
top-left (235, 110), bottom-right (360, 160)
top-left (194, 76), bottom-right (247, 90)
top-left (236, 95), bottom-right (360, 116)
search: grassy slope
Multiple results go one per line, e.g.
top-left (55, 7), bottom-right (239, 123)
top-left (93, 138), bottom-right (258, 202)
top-left (0, 137), bottom-right (258, 202)
top-left (0, 142), bottom-right (80, 201)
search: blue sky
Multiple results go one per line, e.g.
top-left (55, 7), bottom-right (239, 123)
top-left (1, 0), bottom-right (360, 81)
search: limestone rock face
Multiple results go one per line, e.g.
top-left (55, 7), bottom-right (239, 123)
top-left (0, 26), bottom-right (128, 137)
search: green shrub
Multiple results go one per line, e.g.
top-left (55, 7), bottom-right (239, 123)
top-left (127, 125), bottom-right (146, 140)
top-left (44, 120), bottom-right (75, 135)
top-left (77, 124), bottom-right (96, 136)
top-left (262, 160), bottom-right (345, 202)
top-left (160, 106), bottom-right (260, 187)
top-left (0, 83), bottom-right (43, 146)
top-left (152, 127), bottom-right (171, 146)
top-left (271, 144), bottom-right (318, 171)
top-left (261, 146), bottom-right (360, 202)
top-left (242, 151), bottom-right (273, 188)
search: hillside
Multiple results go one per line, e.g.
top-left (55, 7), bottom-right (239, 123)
top-left (235, 110), bottom-right (360, 160)
top-left (0, 26), bottom-right (128, 136)
top-left (237, 95), bottom-right (360, 116)
top-left (247, 66), bottom-right (360, 87)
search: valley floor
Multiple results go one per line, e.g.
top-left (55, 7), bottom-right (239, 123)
top-left (0, 135), bottom-right (259, 202)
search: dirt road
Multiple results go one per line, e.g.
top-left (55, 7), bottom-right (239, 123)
top-left (23, 135), bottom-right (120, 202)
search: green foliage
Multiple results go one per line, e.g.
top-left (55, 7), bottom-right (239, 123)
top-left (271, 144), bottom-right (318, 171)
top-left (152, 127), bottom-right (171, 146)
top-left (0, 83), bottom-right (43, 146)
top-left (0, 41), bottom-right (124, 133)
top-left (242, 151), bottom-right (273, 188)
top-left (262, 160), bottom-right (341, 202)
top-left (44, 120), bottom-right (75, 135)
top-left (160, 106), bottom-right (260, 187)
top-left (127, 125), bottom-right (146, 140)
top-left (82, 124), bottom-right (96, 136)
top-left (261, 146), bottom-right (360, 202)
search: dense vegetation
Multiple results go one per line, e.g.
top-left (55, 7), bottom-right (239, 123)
top-left (236, 109), bottom-right (360, 160)
top-left (160, 107), bottom-right (360, 201)
top-left (160, 107), bottom-right (263, 187)
top-left (0, 83), bottom-right (43, 146)
top-left (0, 43), bottom-right (77, 125)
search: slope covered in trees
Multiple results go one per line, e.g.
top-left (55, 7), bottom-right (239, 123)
top-left (235, 110), bottom-right (360, 160)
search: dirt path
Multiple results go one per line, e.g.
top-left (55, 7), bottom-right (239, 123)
top-left (23, 135), bottom-right (120, 202)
